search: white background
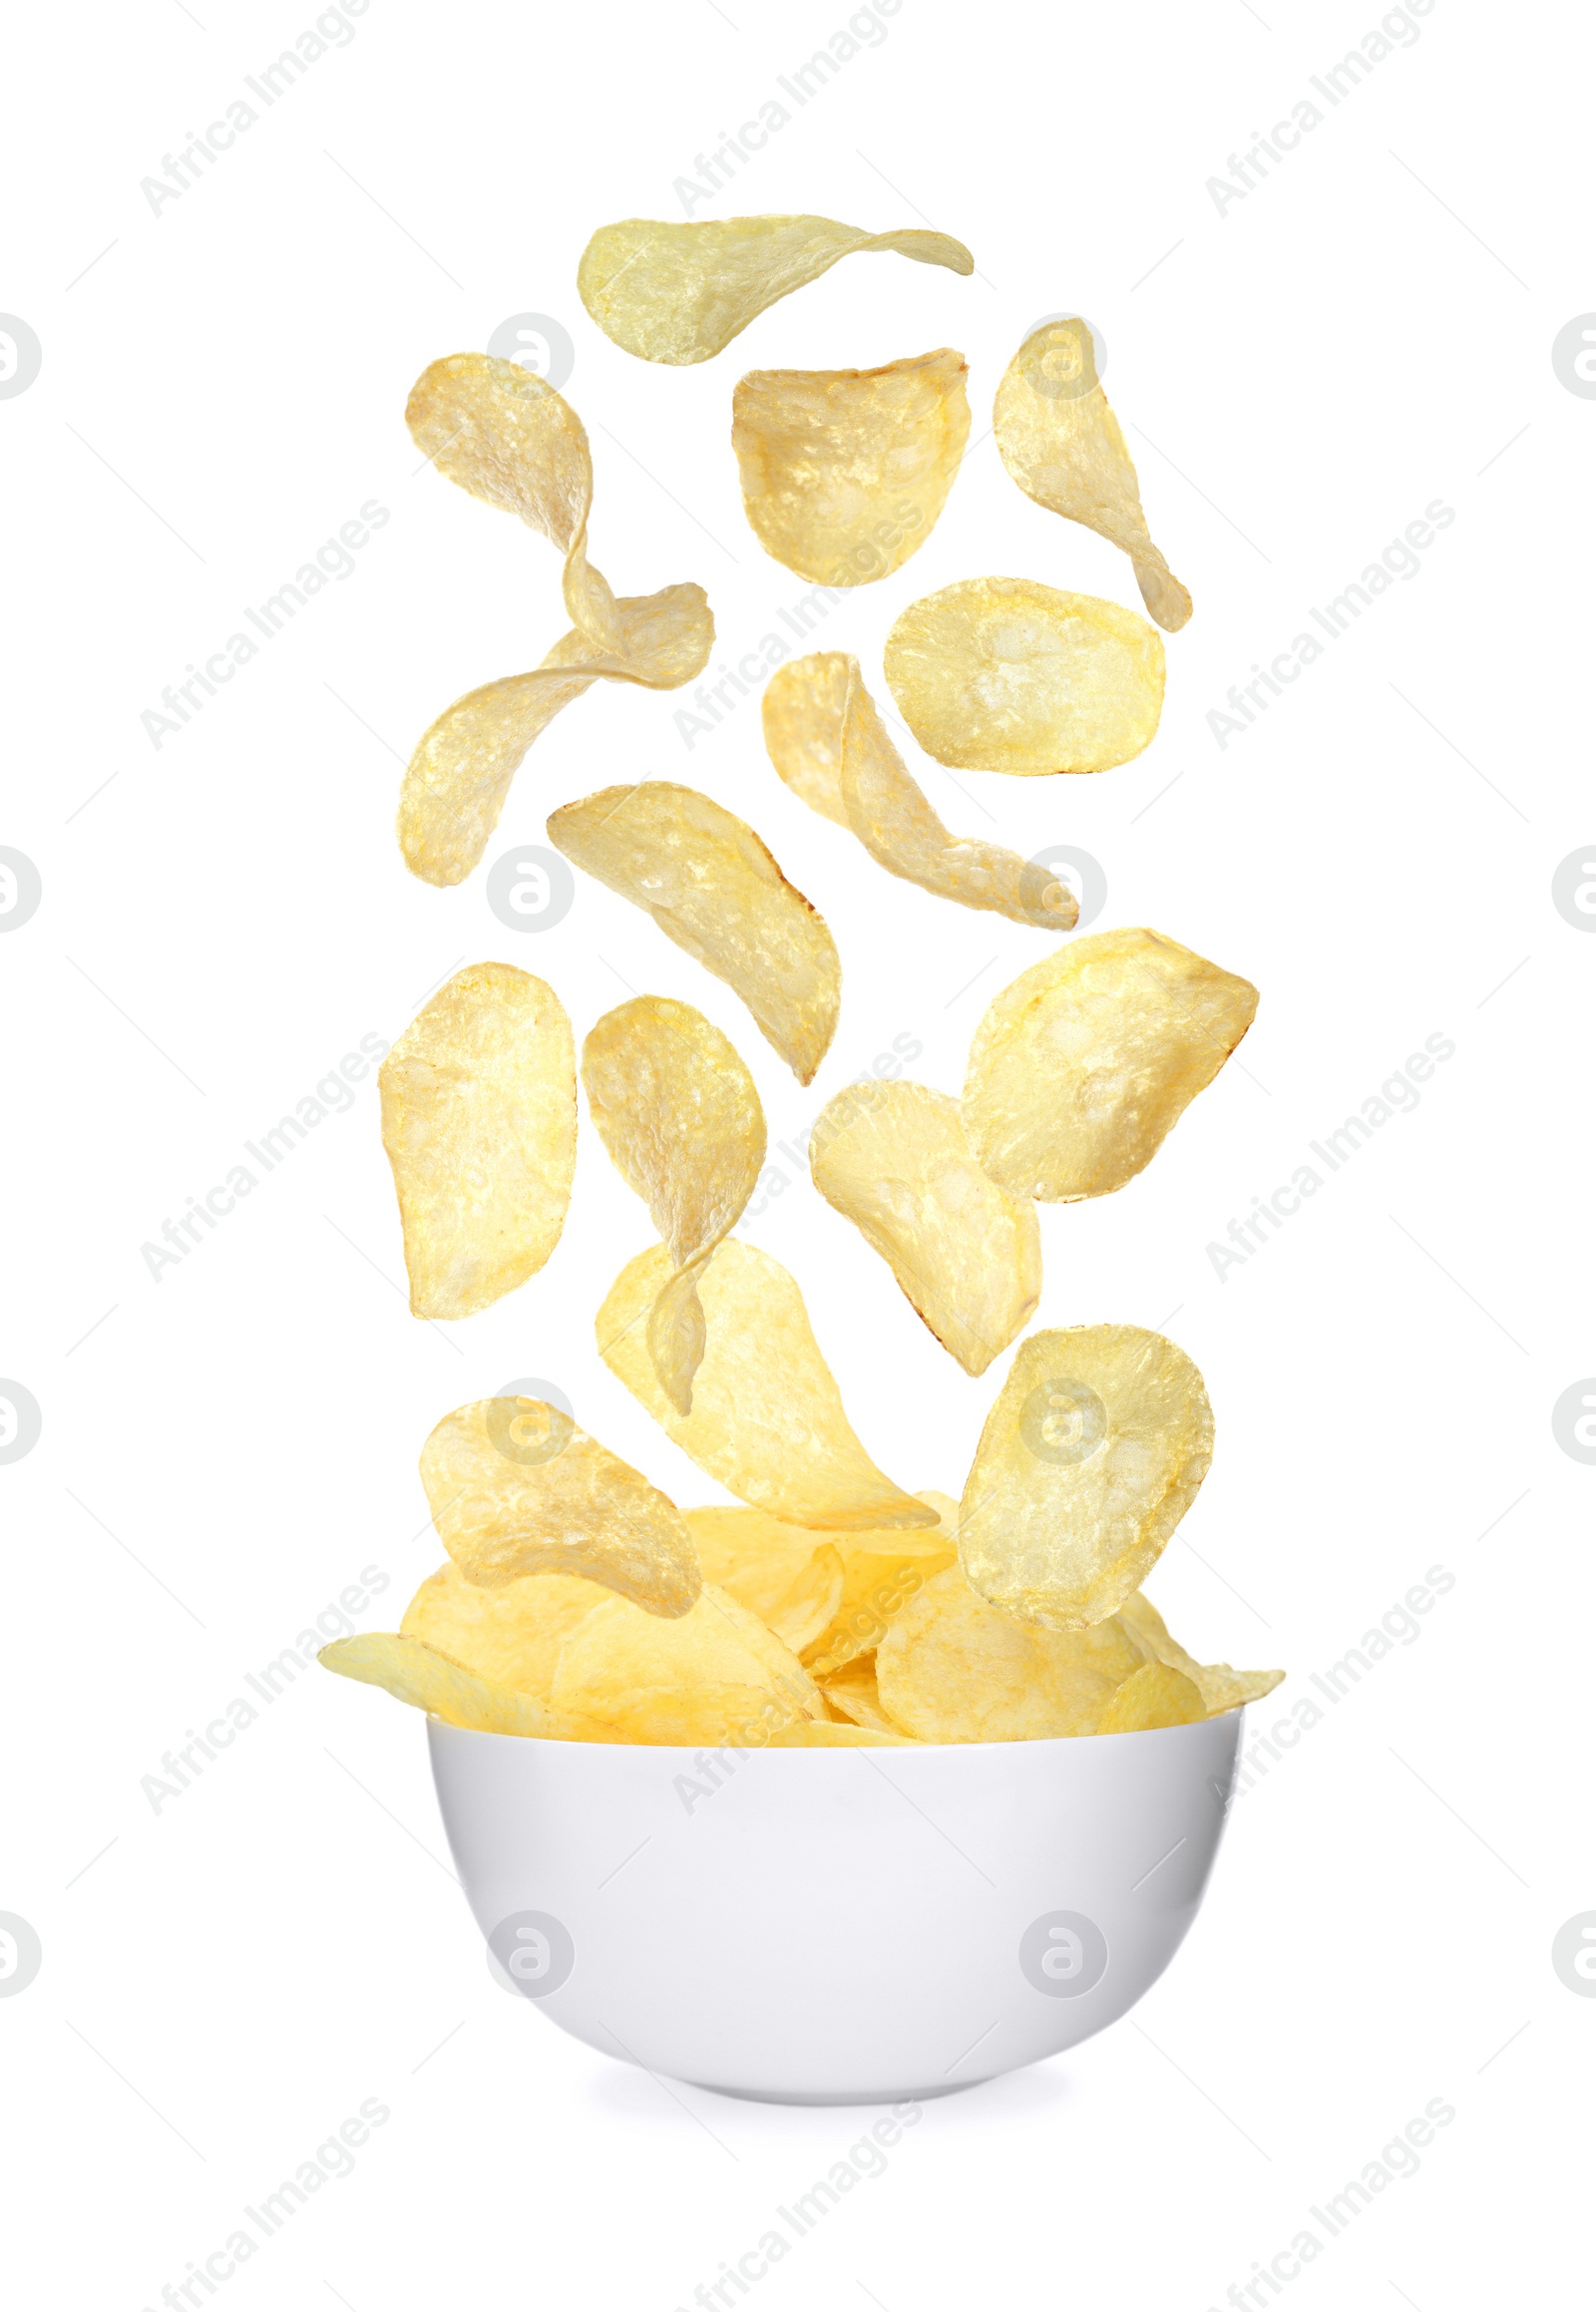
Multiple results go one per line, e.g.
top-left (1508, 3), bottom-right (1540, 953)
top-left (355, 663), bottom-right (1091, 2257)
top-left (2, 0), bottom-right (1589, 2304)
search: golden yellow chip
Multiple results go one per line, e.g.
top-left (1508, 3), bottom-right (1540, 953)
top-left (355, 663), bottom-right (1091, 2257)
top-left (817, 1657), bottom-right (904, 1734)
top-left (550, 1583), bottom-right (823, 1742)
top-left (876, 1566), bottom-right (1149, 1741)
top-left (400, 1562), bottom-right (609, 1700)
top-left (379, 963), bottom-right (576, 1320)
top-left (962, 927), bottom-right (1260, 1201)
top-left (762, 654), bottom-right (1078, 931)
top-left (582, 998), bottom-right (766, 1411)
top-left (883, 578), bottom-right (1164, 776)
top-left (732, 349), bottom-right (970, 586)
top-left (1116, 1590), bottom-right (1206, 1685)
top-left (318, 1632), bottom-right (609, 1739)
top-left (684, 1508), bottom-right (845, 1655)
top-left (809, 1079), bottom-right (1040, 1375)
top-left (548, 783), bottom-right (840, 1084)
top-left (958, 1326), bottom-right (1214, 1629)
top-left (419, 1396), bottom-right (700, 1616)
top-left (801, 1499), bottom-right (961, 1677)
top-left (577, 214), bottom-right (975, 365)
top-left (1192, 1664), bottom-right (1286, 1716)
top-left (598, 1239), bottom-right (938, 1532)
top-left (1098, 1661), bottom-right (1206, 1733)
top-left (994, 319), bottom-right (1192, 632)
top-left (400, 355), bottom-right (712, 886)
top-left (764, 1720), bottom-right (919, 1747)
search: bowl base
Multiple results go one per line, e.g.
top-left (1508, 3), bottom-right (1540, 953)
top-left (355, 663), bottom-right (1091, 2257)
top-left (684, 2074), bottom-right (994, 2109)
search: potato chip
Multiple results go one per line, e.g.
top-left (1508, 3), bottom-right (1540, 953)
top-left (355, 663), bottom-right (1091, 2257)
top-left (577, 214), bottom-right (975, 365)
top-left (582, 998), bottom-right (765, 1410)
top-left (400, 1562), bottom-right (609, 1700)
top-left (1098, 1661), bottom-right (1206, 1734)
top-left (993, 319), bottom-right (1192, 633)
top-left (761, 654), bottom-right (1078, 931)
top-left (548, 783), bottom-right (840, 1083)
top-left (550, 1583), bottom-right (823, 1742)
top-left (379, 963), bottom-right (576, 1320)
top-left (318, 1632), bottom-right (609, 1739)
top-left (817, 1657), bottom-right (904, 1734)
top-left (809, 1078), bottom-right (1041, 1375)
top-left (598, 1239), bottom-right (938, 1532)
top-left (801, 1500), bottom-right (961, 1678)
top-left (883, 578), bottom-right (1164, 776)
top-left (876, 1566), bottom-right (1149, 1741)
top-left (764, 1720), bottom-right (919, 1747)
top-left (732, 349), bottom-right (970, 585)
top-left (1192, 1664), bottom-right (1286, 1716)
top-left (1116, 1590), bottom-right (1206, 1685)
top-left (958, 1326), bottom-right (1214, 1629)
top-left (420, 1396), bottom-right (700, 1616)
top-left (400, 355), bottom-right (712, 885)
top-left (962, 927), bottom-right (1260, 1201)
top-left (684, 1508), bottom-right (845, 1655)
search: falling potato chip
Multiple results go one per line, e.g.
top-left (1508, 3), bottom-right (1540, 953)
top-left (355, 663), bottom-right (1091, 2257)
top-left (419, 1396), bottom-right (700, 1616)
top-left (582, 998), bottom-right (766, 1410)
top-left (379, 963), bottom-right (576, 1320)
top-left (685, 1509), bottom-right (845, 1656)
top-left (762, 655), bottom-right (1078, 932)
top-left (963, 927), bottom-right (1260, 1202)
top-left (400, 1562), bottom-right (609, 1701)
top-left (764, 1720), bottom-right (919, 1747)
top-left (818, 1657), bottom-right (904, 1734)
top-left (318, 1633), bottom-right (609, 1739)
top-left (400, 356), bottom-right (712, 885)
top-left (810, 1078), bottom-right (1041, 1376)
top-left (732, 349), bottom-right (970, 586)
top-left (549, 783), bottom-right (840, 1084)
top-left (578, 214), bottom-right (975, 366)
top-left (1099, 1661), bottom-right (1206, 1734)
top-left (959, 1326), bottom-right (1214, 1630)
top-left (883, 578), bottom-right (1164, 776)
top-left (551, 1583), bottom-right (823, 1742)
top-left (598, 1240), bottom-right (938, 1532)
top-left (876, 1566), bottom-right (1150, 1741)
top-left (994, 319), bottom-right (1192, 632)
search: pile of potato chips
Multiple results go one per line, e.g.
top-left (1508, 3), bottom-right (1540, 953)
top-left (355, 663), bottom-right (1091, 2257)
top-left (325, 211), bottom-right (1282, 1748)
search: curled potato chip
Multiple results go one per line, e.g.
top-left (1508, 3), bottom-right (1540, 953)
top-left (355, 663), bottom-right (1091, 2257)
top-left (684, 1508), bottom-right (845, 1655)
top-left (809, 1079), bottom-right (1040, 1375)
top-left (598, 1239), bottom-right (938, 1532)
top-left (318, 1632), bottom-right (609, 1739)
top-left (400, 356), bottom-right (712, 885)
top-left (994, 319), bottom-right (1191, 633)
top-left (1099, 1661), bottom-right (1206, 1733)
top-left (578, 214), bottom-right (975, 365)
top-left (400, 1562), bottom-right (608, 1700)
top-left (732, 349), bottom-right (970, 586)
top-left (420, 1396), bottom-right (700, 1616)
top-left (582, 998), bottom-right (766, 1411)
top-left (550, 1583), bottom-right (823, 1742)
top-left (817, 1657), bottom-right (904, 1734)
top-left (802, 1502), bottom-right (961, 1678)
top-left (762, 654), bottom-right (1078, 931)
top-left (959, 1326), bottom-right (1214, 1630)
top-left (379, 963), bottom-right (576, 1320)
top-left (884, 578), bottom-right (1164, 776)
top-left (876, 1566), bottom-right (1150, 1741)
top-left (963, 927), bottom-right (1260, 1201)
top-left (549, 783), bottom-right (840, 1083)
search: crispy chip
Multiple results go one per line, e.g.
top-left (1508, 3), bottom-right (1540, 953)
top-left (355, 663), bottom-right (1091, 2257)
top-left (883, 578), bottom-right (1164, 776)
top-left (684, 1508), bottom-right (845, 1655)
top-left (1192, 1664), bottom-right (1286, 1716)
top-left (318, 1632), bottom-right (608, 1739)
top-left (1117, 1590), bottom-right (1206, 1685)
top-left (732, 349), bottom-right (970, 585)
top-left (1098, 1661), bottom-right (1206, 1733)
top-left (817, 1657), bottom-right (905, 1734)
top-left (577, 215), bottom-right (975, 365)
top-left (582, 998), bottom-right (766, 1410)
top-left (400, 1562), bottom-right (609, 1700)
top-left (379, 963), bottom-right (576, 1319)
top-left (876, 1566), bottom-right (1149, 1741)
top-left (801, 1499), bottom-right (961, 1677)
top-left (959, 1326), bottom-right (1214, 1630)
top-left (809, 1080), bottom-right (1040, 1375)
top-left (598, 1239), bottom-right (938, 1532)
top-left (549, 783), bottom-right (840, 1083)
top-left (763, 1720), bottom-right (919, 1746)
top-left (550, 1583), bottom-right (823, 1742)
top-left (419, 1396), bottom-right (700, 1616)
top-left (400, 356), bottom-right (712, 885)
top-left (762, 654), bottom-right (1078, 931)
top-left (994, 319), bottom-right (1192, 632)
top-left (962, 927), bottom-right (1260, 1201)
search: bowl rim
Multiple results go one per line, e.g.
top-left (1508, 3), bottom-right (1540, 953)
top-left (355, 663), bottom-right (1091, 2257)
top-left (425, 1707), bottom-right (1247, 1757)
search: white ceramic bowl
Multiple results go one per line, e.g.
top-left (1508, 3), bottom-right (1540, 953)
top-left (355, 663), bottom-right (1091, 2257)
top-left (429, 1712), bottom-right (1243, 2105)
